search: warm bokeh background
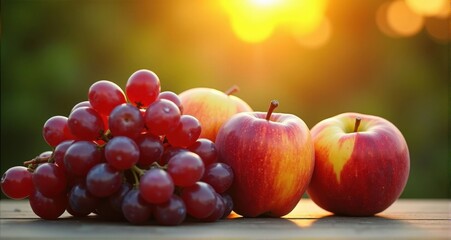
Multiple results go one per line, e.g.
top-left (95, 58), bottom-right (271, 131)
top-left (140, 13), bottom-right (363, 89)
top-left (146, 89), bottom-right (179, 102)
top-left (1, 0), bottom-right (449, 198)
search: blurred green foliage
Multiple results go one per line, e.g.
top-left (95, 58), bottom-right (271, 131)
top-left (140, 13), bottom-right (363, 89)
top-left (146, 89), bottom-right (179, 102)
top-left (1, 0), bottom-right (449, 198)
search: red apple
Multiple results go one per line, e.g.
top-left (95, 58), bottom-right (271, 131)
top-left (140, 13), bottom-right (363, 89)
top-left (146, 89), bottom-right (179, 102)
top-left (179, 86), bottom-right (252, 142)
top-left (307, 112), bottom-right (410, 216)
top-left (215, 100), bottom-right (315, 217)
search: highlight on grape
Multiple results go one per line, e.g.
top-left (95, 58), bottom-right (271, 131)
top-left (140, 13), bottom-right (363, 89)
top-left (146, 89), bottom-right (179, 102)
top-left (0, 69), bottom-right (234, 225)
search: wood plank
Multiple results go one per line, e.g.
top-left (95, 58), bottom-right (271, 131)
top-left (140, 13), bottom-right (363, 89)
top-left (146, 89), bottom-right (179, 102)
top-left (0, 199), bottom-right (449, 240)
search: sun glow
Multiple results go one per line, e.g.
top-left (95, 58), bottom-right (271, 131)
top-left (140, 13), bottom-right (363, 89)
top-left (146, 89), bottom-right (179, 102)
top-left (250, 0), bottom-right (279, 7)
top-left (221, 0), bottom-right (328, 44)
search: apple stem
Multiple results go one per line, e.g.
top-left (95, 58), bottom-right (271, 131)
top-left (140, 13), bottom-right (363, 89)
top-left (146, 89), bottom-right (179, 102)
top-left (224, 85), bottom-right (239, 96)
top-left (354, 117), bottom-right (362, 132)
top-left (266, 100), bottom-right (279, 121)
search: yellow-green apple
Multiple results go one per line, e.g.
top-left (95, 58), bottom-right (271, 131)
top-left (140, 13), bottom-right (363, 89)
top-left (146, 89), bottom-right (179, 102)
top-left (307, 112), bottom-right (410, 216)
top-left (179, 86), bottom-right (252, 142)
top-left (215, 100), bottom-right (315, 217)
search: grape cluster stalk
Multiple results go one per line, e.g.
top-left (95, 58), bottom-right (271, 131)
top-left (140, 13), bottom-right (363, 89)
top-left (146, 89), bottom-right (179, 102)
top-left (1, 69), bottom-right (234, 225)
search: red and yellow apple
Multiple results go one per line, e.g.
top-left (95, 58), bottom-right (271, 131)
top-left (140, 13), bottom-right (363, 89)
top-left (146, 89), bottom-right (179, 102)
top-left (179, 86), bottom-right (252, 142)
top-left (307, 112), bottom-right (410, 216)
top-left (215, 100), bottom-right (315, 217)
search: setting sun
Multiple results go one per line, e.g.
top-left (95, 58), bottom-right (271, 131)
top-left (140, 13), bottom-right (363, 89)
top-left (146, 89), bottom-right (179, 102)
top-left (221, 0), bottom-right (328, 43)
top-left (250, 0), bottom-right (279, 7)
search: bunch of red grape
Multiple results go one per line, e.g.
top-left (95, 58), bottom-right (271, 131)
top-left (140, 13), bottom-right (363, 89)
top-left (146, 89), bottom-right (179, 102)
top-left (0, 69), bottom-right (234, 225)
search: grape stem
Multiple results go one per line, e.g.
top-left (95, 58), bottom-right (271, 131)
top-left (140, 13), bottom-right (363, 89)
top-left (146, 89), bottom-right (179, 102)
top-left (266, 100), bottom-right (279, 121)
top-left (101, 130), bottom-right (112, 142)
top-left (131, 165), bottom-right (145, 176)
top-left (23, 154), bottom-right (53, 172)
top-left (23, 155), bottom-right (52, 166)
top-left (151, 161), bottom-right (167, 170)
top-left (131, 170), bottom-right (140, 188)
top-left (130, 165), bottom-right (145, 187)
top-left (224, 85), bottom-right (239, 96)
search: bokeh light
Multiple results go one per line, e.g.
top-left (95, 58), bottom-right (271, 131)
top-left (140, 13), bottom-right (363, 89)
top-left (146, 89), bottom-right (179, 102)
top-left (376, 0), bottom-right (450, 42)
top-left (376, 2), bottom-right (399, 38)
top-left (386, 0), bottom-right (424, 37)
top-left (405, 0), bottom-right (448, 16)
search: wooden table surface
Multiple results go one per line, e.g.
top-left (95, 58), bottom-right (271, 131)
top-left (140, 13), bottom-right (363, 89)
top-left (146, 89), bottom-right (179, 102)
top-left (0, 198), bottom-right (449, 240)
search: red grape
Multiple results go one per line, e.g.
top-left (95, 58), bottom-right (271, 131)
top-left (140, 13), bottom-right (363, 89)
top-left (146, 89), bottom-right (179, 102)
top-left (126, 69), bottom-right (160, 108)
top-left (135, 133), bottom-right (164, 167)
top-left (221, 194), bottom-right (234, 219)
top-left (105, 136), bottom-right (140, 170)
top-left (67, 107), bottom-right (105, 140)
top-left (166, 115), bottom-right (201, 148)
top-left (1, 166), bottom-right (33, 199)
top-left (42, 116), bottom-right (73, 147)
top-left (86, 163), bottom-right (123, 197)
top-left (29, 190), bottom-right (67, 220)
top-left (32, 163), bottom-right (67, 198)
top-left (200, 192), bottom-right (225, 222)
top-left (53, 140), bottom-right (74, 172)
top-left (69, 102), bottom-right (108, 133)
top-left (68, 183), bottom-right (101, 217)
top-left (109, 103), bottom-right (144, 139)
top-left (139, 168), bottom-right (174, 204)
top-left (38, 150), bottom-right (53, 158)
top-left (167, 151), bottom-right (204, 187)
top-left (64, 141), bottom-right (103, 177)
top-left (188, 138), bottom-right (218, 166)
top-left (158, 91), bottom-right (182, 112)
top-left (144, 99), bottom-right (181, 136)
top-left (122, 189), bottom-right (152, 225)
top-left (201, 163), bottom-right (234, 193)
top-left (153, 194), bottom-right (186, 226)
top-left (88, 80), bottom-right (127, 116)
top-left (71, 101), bottom-right (91, 112)
top-left (181, 182), bottom-right (216, 219)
